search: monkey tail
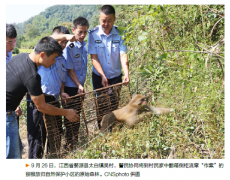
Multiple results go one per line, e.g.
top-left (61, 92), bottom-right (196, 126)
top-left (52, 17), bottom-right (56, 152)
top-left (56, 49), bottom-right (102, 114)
top-left (149, 106), bottom-right (173, 115)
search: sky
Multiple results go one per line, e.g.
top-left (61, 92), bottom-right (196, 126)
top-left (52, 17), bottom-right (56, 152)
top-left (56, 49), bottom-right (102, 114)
top-left (6, 4), bottom-right (53, 24)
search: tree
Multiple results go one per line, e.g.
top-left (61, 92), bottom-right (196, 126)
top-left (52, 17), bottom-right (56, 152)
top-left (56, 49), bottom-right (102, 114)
top-left (25, 24), bottom-right (40, 39)
top-left (89, 15), bottom-right (100, 29)
top-left (58, 22), bottom-right (73, 34)
top-left (12, 47), bottom-right (19, 54)
top-left (16, 35), bottom-right (25, 48)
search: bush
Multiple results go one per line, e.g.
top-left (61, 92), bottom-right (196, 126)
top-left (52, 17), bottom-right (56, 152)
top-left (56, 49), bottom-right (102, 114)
top-left (12, 47), bottom-right (19, 54)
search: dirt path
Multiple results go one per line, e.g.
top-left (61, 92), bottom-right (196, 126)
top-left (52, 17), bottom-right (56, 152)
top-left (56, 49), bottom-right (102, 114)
top-left (18, 117), bottom-right (98, 159)
top-left (19, 120), bottom-right (28, 159)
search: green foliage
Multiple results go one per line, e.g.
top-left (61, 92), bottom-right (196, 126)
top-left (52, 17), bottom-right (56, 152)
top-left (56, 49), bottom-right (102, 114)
top-left (15, 35), bottom-right (25, 48)
top-left (16, 5), bottom-right (100, 36)
top-left (20, 97), bottom-right (28, 122)
top-left (58, 22), bottom-right (73, 34)
top-left (19, 49), bottom-right (33, 53)
top-left (70, 71), bottom-right (224, 159)
top-left (89, 15), bottom-right (100, 29)
top-left (13, 5), bottom-right (101, 49)
top-left (25, 24), bottom-right (40, 39)
top-left (21, 31), bottom-right (51, 49)
top-left (12, 47), bottom-right (19, 54)
top-left (117, 26), bottom-right (126, 39)
top-left (65, 5), bottom-right (224, 159)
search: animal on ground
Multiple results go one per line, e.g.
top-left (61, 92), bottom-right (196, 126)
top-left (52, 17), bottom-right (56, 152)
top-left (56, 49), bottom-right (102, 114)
top-left (100, 94), bottom-right (173, 132)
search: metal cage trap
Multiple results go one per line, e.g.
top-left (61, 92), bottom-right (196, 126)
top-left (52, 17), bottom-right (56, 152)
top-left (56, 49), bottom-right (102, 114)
top-left (43, 82), bottom-right (131, 157)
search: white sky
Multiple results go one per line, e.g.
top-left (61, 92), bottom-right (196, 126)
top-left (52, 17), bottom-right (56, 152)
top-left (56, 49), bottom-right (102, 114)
top-left (6, 5), bottom-right (53, 24)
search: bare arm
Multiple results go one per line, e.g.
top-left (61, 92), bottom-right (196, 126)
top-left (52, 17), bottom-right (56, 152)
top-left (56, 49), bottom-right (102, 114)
top-left (60, 82), bottom-right (65, 94)
top-left (67, 69), bottom-right (84, 94)
top-left (120, 53), bottom-right (129, 83)
top-left (30, 94), bottom-right (79, 122)
top-left (91, 54), bottom-right (108, 87)
top-left (50, 34), bottom-right (77, 42)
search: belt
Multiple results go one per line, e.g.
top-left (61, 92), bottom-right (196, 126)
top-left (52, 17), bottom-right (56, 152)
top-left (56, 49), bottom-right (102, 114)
top-left (44, 94), bottom-right (56, 102)
top-left (44, 94), bottom-right (55, 97)
top-left (6, 110), bottom-right (15, 115)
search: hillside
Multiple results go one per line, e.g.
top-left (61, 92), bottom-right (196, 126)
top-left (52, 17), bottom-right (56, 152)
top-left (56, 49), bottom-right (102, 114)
top-left (13, 5), bottom-right (101, 36)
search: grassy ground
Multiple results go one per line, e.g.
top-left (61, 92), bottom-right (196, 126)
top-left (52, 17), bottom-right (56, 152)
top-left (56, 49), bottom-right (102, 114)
top-left (12, 49), bottom-right (33, 57)
top-left (19, 96), bottom-right (28, 159)
top-left (19, 49), bottom-right (33, 53)
top-left (19, 118), bottom-right (28, 159)
top-left (18, 59), bottom-right (224, 159)
top-left (17, 45), bottom-right (224, 159)
top-left (63, 69), bottom-right (224, 159)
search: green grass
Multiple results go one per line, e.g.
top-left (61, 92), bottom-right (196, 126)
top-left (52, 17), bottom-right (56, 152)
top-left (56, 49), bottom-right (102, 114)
top-left (16, 46), bottom-right (224, 159)
top-left (19, 49), bottom-right (33, 53)
top-left (12, 49), bottom-right (33, 57)
top-left (17, 52), bottom-right (224, 159)
top-left (63, 67), bottom-right (224, 159)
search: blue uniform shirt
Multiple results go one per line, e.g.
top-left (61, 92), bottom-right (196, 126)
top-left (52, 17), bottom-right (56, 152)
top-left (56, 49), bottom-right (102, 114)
top-left (88, 25), bottom-right (127, 79)
top-left (38, 55), bottom-right (67, 100)
top-left (63, 41), bottom-right (88, 88)
top-left (6, 51), bottom-right (12, 64)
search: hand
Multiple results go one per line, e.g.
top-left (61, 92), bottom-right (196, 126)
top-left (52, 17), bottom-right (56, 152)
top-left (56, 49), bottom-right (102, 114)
top-left (101, 76), bottom-right (108, 87)
top-left (61, 92), bottom-right (70, 99)
top-left (15, 106), bottom-right (22, 116)
top-left (123, 74), bottom-right (130, 85)
top-left (65, 109), bottom-right (80, 122)
top-left (61, 92), bottom-right (71, 103)
top-left (78, 84), bottom-right (84, 94)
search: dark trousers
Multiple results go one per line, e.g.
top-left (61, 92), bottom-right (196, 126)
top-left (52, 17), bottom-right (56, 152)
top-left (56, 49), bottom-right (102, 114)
top-left (92, 72), bottom-right (122, 90)
top-left (92, 72), bottom-right (122, 129)
top-left (63, 86), bottom-right (84, 149)
top-left (27, 94), bottom-right (58, 159)
top-left (17, 116), bottom-right (19, 128)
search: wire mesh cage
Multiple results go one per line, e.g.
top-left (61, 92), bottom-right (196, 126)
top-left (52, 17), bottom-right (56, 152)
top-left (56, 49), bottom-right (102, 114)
top-left (43, 82), bottom-right (131, 157)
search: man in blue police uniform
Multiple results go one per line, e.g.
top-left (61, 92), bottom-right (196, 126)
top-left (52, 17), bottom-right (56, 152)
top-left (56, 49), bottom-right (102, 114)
top-left (27, 26), bottom-right (74, 159)
top-left (6, 24), bottom-right (17, 64)
top-left (88, 5), bottom-right (129, 128)
top-left (62, 17), bottom-right (89, 149)
top-left (6, 24), bottom-right (22, 118)
top-left (6, 24), bottom-right (23, 157)
top-left (6, 23), bottom-right (23, 158)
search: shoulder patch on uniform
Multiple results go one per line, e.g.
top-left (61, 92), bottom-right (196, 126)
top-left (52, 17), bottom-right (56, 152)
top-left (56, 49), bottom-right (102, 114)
top-left (88, 26), bottom-right (99, 33)
top-left (68, 43), bottom-right (74, 49)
